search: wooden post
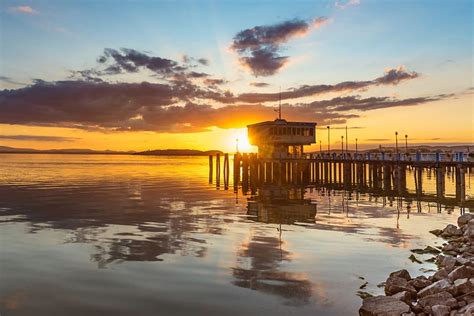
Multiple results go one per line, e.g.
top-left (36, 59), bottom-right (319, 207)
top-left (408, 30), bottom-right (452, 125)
top-left (209, 155), bottom-right (213, 184)
top-left (242, 153), bottom-right (249, 194)
top-left (216, 153), bottom-right (221, 188)
top-left (233, 153), bottom-right (240, 191)
top-left (223, 153), bottom-right (229, 190)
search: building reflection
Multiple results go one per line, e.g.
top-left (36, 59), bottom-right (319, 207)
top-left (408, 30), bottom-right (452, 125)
top-left (246, 185), bottom-right (317, 225)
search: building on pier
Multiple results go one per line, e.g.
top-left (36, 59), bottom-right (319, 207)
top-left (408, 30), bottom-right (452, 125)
top-left (247, 119), bottom-right (317, 159)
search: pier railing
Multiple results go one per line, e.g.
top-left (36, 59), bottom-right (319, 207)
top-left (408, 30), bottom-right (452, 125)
top-left (209, 152), bottom-right (473, 209)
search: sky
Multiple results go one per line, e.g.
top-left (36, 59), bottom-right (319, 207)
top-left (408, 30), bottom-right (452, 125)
top-left (0, 0), bottom-right (473, 152)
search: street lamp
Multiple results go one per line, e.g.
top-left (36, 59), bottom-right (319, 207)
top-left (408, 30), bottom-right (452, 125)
top-left (236, 138), bottom-right (239, 153)
top-left (356, 138), bottom-right (358, 155)
top-left (327, 126), bottom-right (330, 153)
top-left (341, 135), bottom-right (344, 156)
top-left (319, 140), bottom-right (322, 153)
top-left (405, 134), bottom-right (408, 154)
top-left (395, 131), bottom-right (399, 156)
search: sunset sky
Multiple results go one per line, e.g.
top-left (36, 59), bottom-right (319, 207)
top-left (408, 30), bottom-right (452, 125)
top-left (0, 0), bottom-right (472, 152)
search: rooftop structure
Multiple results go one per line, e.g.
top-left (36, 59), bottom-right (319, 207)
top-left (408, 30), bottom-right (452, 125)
top-left (247, 119), bottom-right (317, 159)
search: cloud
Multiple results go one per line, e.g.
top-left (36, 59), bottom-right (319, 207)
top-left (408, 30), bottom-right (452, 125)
top-left (0, 76), bottom-right (26, 86)
top-left (8, 5), bottom-right (38, 15)
top-left (0, 78), bottom-right (448, 133)
top-left (335, 0), bottom-right (360, 10)
top-left (214, 66), bottom-right (419, 103)
top-left (231, 18), bottom-right (328, 76)
top-left (0, 135), bottom-right (79, 142)
top-left (203, 78), bottom-right (228, 86)
top-left (250, 82), bottom-right (270, 88)
top-left (98, 48), bottom-right (183, 76)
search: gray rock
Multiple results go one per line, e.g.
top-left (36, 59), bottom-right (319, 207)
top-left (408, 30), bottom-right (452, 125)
top-left (418, 291), bottom-right (457, 313)
top-left (409, 275), bottom-right (432, 291)
top-left (442, 224), bottom-right (463, 237)
top-left (391, 290), bottom-right (416, 304)
top-left (458, 213), bottom-right (474, 227)
top-left (359, 295), bottom-right (411, 316)
top-left (385, 276), bottom-right (417, 296)
top-left (440, 256), bottom-right (458, 270)
top-left (432, 304), bottom-right (451, 316)
top-left (389, 269), bottom-right (412, 281)
top-left (418, 279), bottom-right (454, 298)
top-left (432, 268), bottom-right (450, 282)
top-left (454, 278), bottom-right (474, 295)
top-left (456, 302), bottom-right (474, 315)
top-left (448, 266), bottom-right (474, 282)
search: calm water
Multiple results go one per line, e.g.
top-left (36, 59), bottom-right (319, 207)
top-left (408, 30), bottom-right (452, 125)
top-left (0, 154), bottom-right (472, 315)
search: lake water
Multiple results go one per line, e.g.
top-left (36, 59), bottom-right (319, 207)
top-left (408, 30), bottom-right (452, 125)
top-left (0, 154), bottom-right (472, 315)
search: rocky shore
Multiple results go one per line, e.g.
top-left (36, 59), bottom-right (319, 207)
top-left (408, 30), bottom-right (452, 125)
top-left (359, 213), bottom-right (474, 316)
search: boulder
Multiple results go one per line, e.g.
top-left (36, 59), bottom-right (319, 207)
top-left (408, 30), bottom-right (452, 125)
top-left (418, 291), bottom-right (457, 313)
top-left (430, 229), bottom-right (444, 237)
top-left (391, 290), bottom-right (416, 304)
top-left (409, 275), bottom-right (432, 291)
top-left (389, 269), bottom-right (412, 281)
top-left (442, 224), bottom-right (463, 238)
top-left (359, 296), bottom-right (411, 316)
top-left (464, 220), bottom-right (474, 241)
top-left (439, 255), bottom-right (458, 270)
top-left (454, 278), bottom-right (474, 295)
top-left (431, 304), bottom-right (451, 316)
top-left (458, 213), bottom-right (474, 228)
top-left (448, 266), bottom-right (474, 282)
top-left (456, 302), bottom-right (474, 315)
top-left (456, 291), bottom-right (474, 304)
top-left (385, 276), bottom-right (417, 296)
top-left (418, 279), bottom-right (454, 298)
top-left (432, 268), bottom-right (450, 282)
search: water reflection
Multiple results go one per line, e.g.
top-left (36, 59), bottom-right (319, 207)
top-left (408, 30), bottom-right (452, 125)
top-left (0, 154), bottom-right (472, 315)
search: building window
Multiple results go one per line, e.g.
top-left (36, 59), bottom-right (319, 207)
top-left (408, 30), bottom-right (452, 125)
top-left (309, 128), bottom-right (314, 136)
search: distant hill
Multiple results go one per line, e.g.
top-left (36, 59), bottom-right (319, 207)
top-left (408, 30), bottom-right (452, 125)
top-left (134, 149), bottom-right (223, 156)
top-left (0, 146), bottom-right (134, 155)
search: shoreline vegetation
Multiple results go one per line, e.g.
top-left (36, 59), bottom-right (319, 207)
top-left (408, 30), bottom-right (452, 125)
top-left (359, 213), bottom-right (474, 316)
top-left (0, 146), bottom-right (222, 156)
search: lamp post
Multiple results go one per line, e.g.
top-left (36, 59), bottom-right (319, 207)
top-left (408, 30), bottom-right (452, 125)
top-left (405, 134), bottom-right (408, 154)
top-left (327, 126), bottom-right (330, 153)
top-left (341, 135), bottom-right (344, 156)
top-left (319, 140), bottom-right (322, 153)
top-left (356, 138), bottom-right (358, 156)
top-left (236, 138), bottom-right (239, 153)
top-left (395, 131), bottom-right (399, 157)
top-left (345, 125), bottom-right (348, 153)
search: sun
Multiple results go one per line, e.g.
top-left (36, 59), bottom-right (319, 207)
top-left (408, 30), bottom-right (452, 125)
top-left (232, 128), bottom-right (255, 153)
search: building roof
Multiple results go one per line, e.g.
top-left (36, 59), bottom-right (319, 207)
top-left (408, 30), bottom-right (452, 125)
top-left (247, 119), bottom-right (316, 128)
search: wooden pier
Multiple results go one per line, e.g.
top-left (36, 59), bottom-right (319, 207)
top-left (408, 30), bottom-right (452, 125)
top-left (209, 153), bottom-right (474, 209)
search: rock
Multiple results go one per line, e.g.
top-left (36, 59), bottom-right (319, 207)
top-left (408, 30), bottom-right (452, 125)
top-left (391, 290), bottom-right (416, 304)
top-left (443, 243), bottom-right (460, 254)
top-left (409, 254), bottom-right (422, 264)
top-left (359, 295), bottom-right (411, 316)
top-left (390, 269), bottom-right (412, 281)
top-left (412, 246), bottom-right (441, 255)
top-left (418, 279), bottom-right (454, 298)
top-left (456, 302), bottom-right (474, 315)
top-left (431, 304), bottom-right (451, 316)
top-left (409, 275), bottom-right (432, 291)
top-left (385, 276), bottom-right (417, 296)
top-left (439, 255), bottom-right (458, 270)
top-left (432, 268), bottom-right (450, 282)
top-left (430, 229), bottom-right (444, 237)
top-left (458, 213), bottom-right (474, 228)
top-left (456, 291), bottom-right (474, 304)
top-left (442, 224), bottom-right (463, 238)
top-left (418, 291), bottom-right (457, 313)
top-left (465, 220), bottom-right (474, 241)
top-left (454, 278), bottom-right (474, 295)
top-left (448, 266), bottom-right (474, 282)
